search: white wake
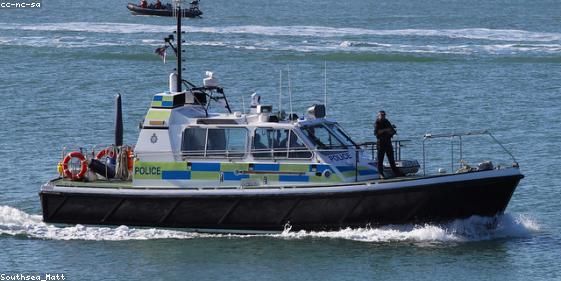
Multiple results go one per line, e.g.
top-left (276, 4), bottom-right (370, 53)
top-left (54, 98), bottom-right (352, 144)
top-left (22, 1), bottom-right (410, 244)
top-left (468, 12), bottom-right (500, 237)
top-left (276, 214), bottom-right (539, 243)
top-left (0, 205), bottom-right (200, 240)
top-left (0, 205), bottom-right (539, 242)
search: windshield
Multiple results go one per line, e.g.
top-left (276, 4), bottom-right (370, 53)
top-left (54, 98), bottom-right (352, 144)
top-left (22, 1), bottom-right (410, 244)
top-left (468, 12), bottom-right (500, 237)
top-left (301, 124), bottom-right (347, 150)
top-left (326, 123), bottom-right (356, 147)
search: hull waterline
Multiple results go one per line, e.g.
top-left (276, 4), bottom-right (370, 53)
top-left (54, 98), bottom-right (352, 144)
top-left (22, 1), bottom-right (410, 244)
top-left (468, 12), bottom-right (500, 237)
top-left (39, 169), bottom-right (523, 232)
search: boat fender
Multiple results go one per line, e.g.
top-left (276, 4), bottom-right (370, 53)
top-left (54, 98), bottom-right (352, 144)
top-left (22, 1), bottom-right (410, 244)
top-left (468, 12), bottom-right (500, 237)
top-left (127, 148), bottom-right (134, 172)
top-left (89, 158), bottom-right (116, 179)
top-left (62, 151), bottom-right (88, 181)
top-left (57, 162), bottom-right (63, 176)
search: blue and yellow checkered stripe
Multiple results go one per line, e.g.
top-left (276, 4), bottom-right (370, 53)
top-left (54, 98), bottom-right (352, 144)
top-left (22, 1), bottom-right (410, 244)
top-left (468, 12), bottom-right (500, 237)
top-left (151, 95), bottom-right (175, 108)
top-left (133, 162), bottom-right (352, 183)
top-left (337, 165), bottom-right (378, 177)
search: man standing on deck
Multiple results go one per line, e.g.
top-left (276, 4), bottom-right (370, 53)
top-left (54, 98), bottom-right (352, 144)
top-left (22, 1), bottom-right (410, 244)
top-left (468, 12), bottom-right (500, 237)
top-left (374, 110), bottom-right (404, 179)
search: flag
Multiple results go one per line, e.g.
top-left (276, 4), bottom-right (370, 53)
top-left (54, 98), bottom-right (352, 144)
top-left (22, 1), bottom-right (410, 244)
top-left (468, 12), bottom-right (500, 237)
top-left (155, 45), bottom-right (168, 64)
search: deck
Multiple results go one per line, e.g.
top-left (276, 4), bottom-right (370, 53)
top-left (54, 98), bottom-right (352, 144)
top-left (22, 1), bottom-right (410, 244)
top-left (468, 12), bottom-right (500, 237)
top-left (47, 175), bottom-right (422, 190)
top-left (49, 178), bottom-right (133, 189)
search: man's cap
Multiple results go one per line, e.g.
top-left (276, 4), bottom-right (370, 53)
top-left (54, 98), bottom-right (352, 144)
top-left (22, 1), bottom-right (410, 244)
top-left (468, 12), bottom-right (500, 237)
top-left (378, 110), bottom-right (386, 114)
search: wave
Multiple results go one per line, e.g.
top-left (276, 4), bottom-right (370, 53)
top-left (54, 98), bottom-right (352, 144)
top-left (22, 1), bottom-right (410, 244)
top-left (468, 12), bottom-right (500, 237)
top-left (493, 56), bottom-right (561, 63)
top-left (338, 41), bottom-right (561, 55)
top-left (1, 22), bottom-right (560, 42)
top-left (1, 35), bottom-right (559, 57)
top-left (281, 53), bottom-right (443, 62)
top-left (339, 41), bottom-right (391, 48)
top-left (0, 36), bottom-right (161, 48)
top-left (0, 205), bottom-right (538, 242)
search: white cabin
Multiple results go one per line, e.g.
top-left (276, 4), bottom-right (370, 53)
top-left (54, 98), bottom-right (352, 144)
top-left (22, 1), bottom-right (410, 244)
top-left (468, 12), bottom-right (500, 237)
top-left (133, 74), bottom-right (379, 188)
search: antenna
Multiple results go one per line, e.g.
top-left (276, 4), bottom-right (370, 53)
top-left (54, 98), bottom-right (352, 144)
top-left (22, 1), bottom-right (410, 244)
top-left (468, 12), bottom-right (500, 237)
top-left (324, 61), bottom-right (327, 118)
top-left (288, 65), bottom-right (293, 118)
top-left (279, 70), bottom-right (282, 114)
top-left (241, 95), bottom-right (246, 114)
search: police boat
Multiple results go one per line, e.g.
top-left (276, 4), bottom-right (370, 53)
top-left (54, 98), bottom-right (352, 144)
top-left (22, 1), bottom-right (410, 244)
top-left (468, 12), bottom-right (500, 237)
top-left (127, 0), bottom-right (202, 18)
top-left (39, 2), bottom-right (523, 233)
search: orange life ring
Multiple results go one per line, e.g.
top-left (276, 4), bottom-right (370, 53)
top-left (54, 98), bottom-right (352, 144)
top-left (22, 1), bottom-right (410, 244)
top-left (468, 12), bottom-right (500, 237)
top-left (62, 151), bottom-right (88, 181)
top-left (95, 147), bottom-right (116, 160)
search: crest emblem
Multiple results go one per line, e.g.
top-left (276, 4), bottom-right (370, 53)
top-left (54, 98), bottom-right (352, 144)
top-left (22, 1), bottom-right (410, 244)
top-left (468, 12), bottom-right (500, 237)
top-left (150, 133), bottom-right (158, 144)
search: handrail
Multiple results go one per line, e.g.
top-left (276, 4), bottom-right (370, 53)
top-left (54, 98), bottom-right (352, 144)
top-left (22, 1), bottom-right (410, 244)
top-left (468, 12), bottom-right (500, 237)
top-left (422, 129), bottom-right (518, 176)
top-left (357, 139), bottom-right (411, 162)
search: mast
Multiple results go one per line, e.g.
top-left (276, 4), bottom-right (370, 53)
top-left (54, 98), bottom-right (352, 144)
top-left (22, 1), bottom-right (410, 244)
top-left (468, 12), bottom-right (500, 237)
top-left (279, 70), bottom-right (282, 114)
top-left (115, 94), bottom-right (123, 146)
top-left (175, 1), bottom-right (183, 92)
top-left (288, 65), bottom-right (293, 118)
top-left (324, 61), bottom-right (327, 118)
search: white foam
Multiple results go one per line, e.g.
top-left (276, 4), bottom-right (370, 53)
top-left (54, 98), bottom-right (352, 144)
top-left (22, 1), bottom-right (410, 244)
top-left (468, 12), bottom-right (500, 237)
top-left (0, 36), bottom-right (162, 48)
top-left (339, 41), bottom-right (391, 48)
top-left (0, 205), bottom-right (200, 240)
top-left (337, 40), bottom-right (561, 54)
top-left (0, 22), bottom-right (169, 34)
top-left (184, 40), bottom-right (561, 55)
top-left (0, 205), bottom-right (539, 242)
top-left (2, 31), bottom-right (560, 55)
top-left (1, 22), bottom-right (560, 42)
top-left (274, 214), bottom-right (539, 243)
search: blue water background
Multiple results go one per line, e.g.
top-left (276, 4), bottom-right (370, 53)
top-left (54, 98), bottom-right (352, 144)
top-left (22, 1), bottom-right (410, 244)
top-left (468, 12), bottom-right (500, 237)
top-left (1, 0), bottom-right (561, 279)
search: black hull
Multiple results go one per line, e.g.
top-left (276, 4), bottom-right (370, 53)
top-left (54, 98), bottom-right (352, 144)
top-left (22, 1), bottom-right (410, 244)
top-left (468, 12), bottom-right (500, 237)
top-left (126, 3), bottom-right (202, 17)
top-left (40, 173), bottom-right (522, 232)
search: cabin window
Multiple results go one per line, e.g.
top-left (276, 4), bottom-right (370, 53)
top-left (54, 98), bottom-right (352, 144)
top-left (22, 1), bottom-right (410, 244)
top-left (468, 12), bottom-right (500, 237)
top-left (252, 128), bottom-right (274, 158)
top-left (288, 131), bottom-right (312, 158)
top-left (252, 128), bottom-right (311, 159)
top-left (205, 128), bottom-right (227, 157)
top-left (301, 124), bottom-right (346, 150)
top-left (182, 127), bottom-right (247, 158)
top-left (182, 127), bottom-right (207, 157)
top-left (222, 128), bottom-right (247, 157)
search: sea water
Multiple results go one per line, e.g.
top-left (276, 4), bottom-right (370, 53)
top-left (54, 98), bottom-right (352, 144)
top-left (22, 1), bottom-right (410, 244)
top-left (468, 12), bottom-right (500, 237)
top-left (1, 0), bottom-right (560, 280)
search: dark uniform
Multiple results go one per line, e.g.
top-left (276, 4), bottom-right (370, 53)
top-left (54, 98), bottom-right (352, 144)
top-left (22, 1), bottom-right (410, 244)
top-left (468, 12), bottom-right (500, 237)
top-left (374, 114), bottom-right (403, 178)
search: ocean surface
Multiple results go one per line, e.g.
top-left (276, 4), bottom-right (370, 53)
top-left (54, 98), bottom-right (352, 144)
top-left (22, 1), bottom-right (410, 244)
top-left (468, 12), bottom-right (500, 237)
top-left (1, 0), bottom-right (561, 279)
